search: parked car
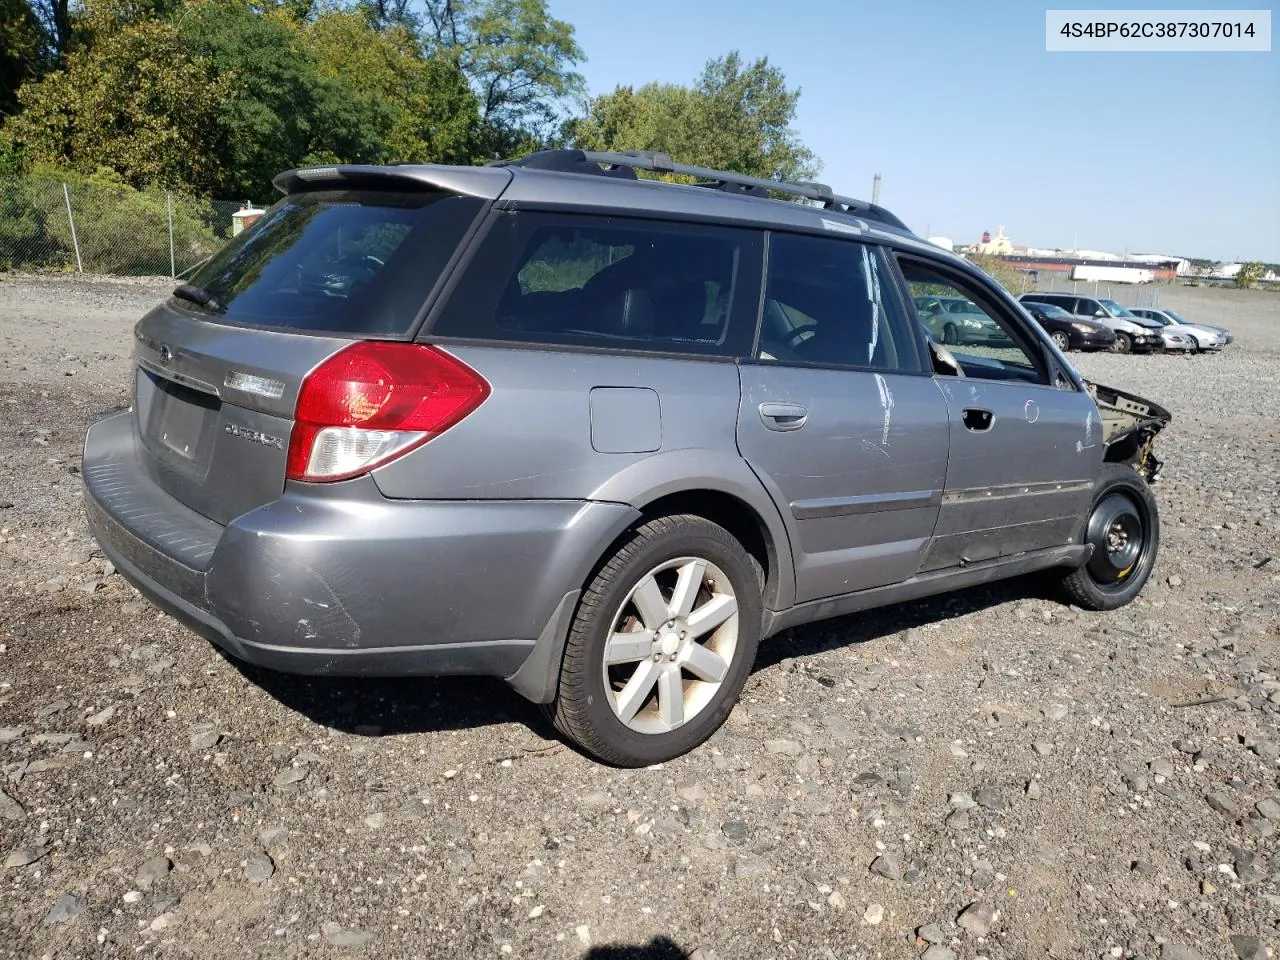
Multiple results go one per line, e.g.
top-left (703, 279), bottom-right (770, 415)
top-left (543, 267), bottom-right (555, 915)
top-left (82, 149), bottom-right (1172, 767)
top-left (1018, 300), bottom-right (1116, 351)
top-left (913, 295), bottom-right (1014, 346)
top-left (1162, 308), bottom-right (1233, 345)
top-left (1128, 307), bottom-right (1229, 351)
top-left (1019, 293), bottom-right (1164, 354)
top-left (1156, 326), bottom-right (1195, 352)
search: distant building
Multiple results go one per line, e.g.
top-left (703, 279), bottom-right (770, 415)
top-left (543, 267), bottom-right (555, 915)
top-left (927, 236), bottom-right (955, 251)
top-left (973, 227), bottom-right (1014, 256)
top-left (954, 225), bottom-right (1188, 280)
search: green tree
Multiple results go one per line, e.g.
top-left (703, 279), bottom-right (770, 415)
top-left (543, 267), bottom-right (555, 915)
top-left (177, 0), bottom-right (339, 197)
top-left (1, 10), bottom-right (231, 191)
top-left (1234, 261), bottom-right (1265, 288)
top-left (966, 253), bottom-right (1028, 295)
top-left (569, 51), bottom-right (818, 184)
top-left (0, 0), bottom-right (47, 117)
top-left (421, 0), bottom-right (584, 154)
top-left (303, 7), bottom-right (483, 165)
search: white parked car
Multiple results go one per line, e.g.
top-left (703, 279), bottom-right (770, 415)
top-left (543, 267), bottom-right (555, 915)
top-left (1129, 308), bottom-right (1229, 352)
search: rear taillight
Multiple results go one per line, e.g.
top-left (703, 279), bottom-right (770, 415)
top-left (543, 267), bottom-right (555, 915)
top-left (286, 342), bottom-right (489, 482)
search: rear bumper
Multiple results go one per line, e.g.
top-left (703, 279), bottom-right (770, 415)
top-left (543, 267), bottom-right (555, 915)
top-left (83, 411), bottom-right (638, 694)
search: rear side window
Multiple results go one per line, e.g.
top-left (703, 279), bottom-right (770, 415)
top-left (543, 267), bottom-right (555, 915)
top-left (181, 189), bottom-right (485, 336)
top-left (429, 212), bottom-right (762, 357)
top-left (755, 233), bottom-right (922, 373)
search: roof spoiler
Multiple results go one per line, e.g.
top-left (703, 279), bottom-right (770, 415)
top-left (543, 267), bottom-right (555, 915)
top-left (272, 164), bottom-right (512, 200)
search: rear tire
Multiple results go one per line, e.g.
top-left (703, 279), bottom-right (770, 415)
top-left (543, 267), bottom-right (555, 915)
top-left (1057, 463), bottom-right (1160, 611)
top-left (1109, 332), bottom-right (1132, 354)
top-left (548, 515), bottom-right (763, 767)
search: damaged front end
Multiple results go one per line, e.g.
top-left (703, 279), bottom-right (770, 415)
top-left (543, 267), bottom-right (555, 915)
top-left (1085, 381), bottom-right (1172, 483)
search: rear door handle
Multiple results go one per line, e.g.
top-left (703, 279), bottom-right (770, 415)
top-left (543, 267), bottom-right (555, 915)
top-left (962, 408), bottom-right (994, 432)
top-left (759, 402), bottom-right (808, 432)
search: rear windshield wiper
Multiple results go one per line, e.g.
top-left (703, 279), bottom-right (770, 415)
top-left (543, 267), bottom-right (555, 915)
top-left (173, 283), bottom-right (225, 314)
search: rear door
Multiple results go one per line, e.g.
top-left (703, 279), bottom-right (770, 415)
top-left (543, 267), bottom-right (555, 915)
top-left (896, 255), bottom-right (1102, 569)
top-left (736, 232), bottom-right (950, 604)
top-left (129, 179), bottom-right (495, 524)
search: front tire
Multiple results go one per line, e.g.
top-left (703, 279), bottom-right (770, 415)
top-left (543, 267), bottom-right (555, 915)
top-left (942, 323), bottom-right (958, 345)
top-left (1058, 463), bottom-right (1160, 611)
top-left (1050, 330), bottom-right (1070, 351)
top-left (548, 515), bottom-right (763, 767)
top-left (1109, 332), bottom-right (1132, 354)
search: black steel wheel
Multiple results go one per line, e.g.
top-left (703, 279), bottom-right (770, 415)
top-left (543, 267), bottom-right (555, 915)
top-left (1058, 463), bottom-right (1160, 610)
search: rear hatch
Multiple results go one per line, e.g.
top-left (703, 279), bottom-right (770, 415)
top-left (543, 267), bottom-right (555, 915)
top-left (131, 170), bottom-right (502, 525)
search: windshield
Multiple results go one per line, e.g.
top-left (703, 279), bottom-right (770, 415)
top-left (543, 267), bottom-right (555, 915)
top-left (183, 188), bottom-right (485, 336)
top-left (1165, 310), bottom-right (1190, 324)
top-left (1038, 304), bottom-right (1072, 319)
top-left (1099, 298), bottom-right (1137, 318)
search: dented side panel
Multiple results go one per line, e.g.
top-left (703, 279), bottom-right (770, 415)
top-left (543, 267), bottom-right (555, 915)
top-left (922, 378), bottom-right (1101, 571)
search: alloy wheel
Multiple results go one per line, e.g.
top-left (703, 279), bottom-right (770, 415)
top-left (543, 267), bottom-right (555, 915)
top-left (601, 557), bottom-right (739, 734)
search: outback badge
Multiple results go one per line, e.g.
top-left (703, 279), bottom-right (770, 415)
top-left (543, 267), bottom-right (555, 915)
top-left (224, 422), bottom-right (284, 450)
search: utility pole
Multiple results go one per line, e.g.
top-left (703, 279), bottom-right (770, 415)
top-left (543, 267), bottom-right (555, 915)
top-left (871, 173), bottom-right (881, 205)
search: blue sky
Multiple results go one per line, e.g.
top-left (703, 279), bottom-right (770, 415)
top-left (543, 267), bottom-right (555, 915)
top-left (547, 0), bottom-right (1279, 262)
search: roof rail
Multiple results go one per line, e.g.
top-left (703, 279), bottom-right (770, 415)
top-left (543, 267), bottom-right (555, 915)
top-left (491, 149), bottom-right (909, 231)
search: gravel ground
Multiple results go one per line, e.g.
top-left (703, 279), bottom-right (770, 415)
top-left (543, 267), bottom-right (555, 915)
top-left (0, 274), bottom-right (1277, 960)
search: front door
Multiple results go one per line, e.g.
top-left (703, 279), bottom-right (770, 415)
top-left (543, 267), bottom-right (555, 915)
top-left (895, 256), bottom-right (1103, 571)
top-left (736, 233), bottom-right (950, 604)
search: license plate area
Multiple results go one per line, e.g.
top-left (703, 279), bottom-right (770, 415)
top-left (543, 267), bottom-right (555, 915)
top-left (140, 370), bottom-right (221, 475)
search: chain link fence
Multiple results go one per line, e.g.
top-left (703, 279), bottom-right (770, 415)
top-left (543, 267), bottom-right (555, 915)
top-left (1023, 271), bottom-right (1164, 308)
top-left (1, 174), bottom-right (262, 278)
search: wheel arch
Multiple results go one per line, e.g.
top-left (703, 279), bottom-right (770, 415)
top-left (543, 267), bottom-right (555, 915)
top-left (587, 450), bottom-right (797, 614)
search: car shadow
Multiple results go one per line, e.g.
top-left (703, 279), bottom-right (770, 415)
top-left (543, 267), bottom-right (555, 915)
top-left (221, 574), bottom-right (1057, 740)
top-left (752, 573), bottom-right (1048, 672)
top-left (580, 937), bottom-right (688, 959)
top-left (223, 655), bottom-right (555, 739)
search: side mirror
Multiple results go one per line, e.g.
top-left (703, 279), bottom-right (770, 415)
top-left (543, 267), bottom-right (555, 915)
top-left (929, 340), bottom-right (964, 378)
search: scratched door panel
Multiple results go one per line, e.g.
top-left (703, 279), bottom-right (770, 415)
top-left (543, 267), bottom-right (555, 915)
top-left (736, 366), bottom-right (950, 603)
top-left (923, 378), bottom-right (1102, 570)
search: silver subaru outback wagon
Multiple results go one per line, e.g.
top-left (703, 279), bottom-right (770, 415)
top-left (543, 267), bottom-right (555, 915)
top-left (82, 150), bottom-right (1171, 766)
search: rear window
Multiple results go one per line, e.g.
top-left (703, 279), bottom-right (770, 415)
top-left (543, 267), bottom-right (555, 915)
top-left (179, 189), bottom-right (485, 336)
top-left (429, 212), bottom-right (762, 358)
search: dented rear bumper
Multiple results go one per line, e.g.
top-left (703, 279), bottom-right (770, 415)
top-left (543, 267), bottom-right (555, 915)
top-left (82, 410), bottom-right (636, 680)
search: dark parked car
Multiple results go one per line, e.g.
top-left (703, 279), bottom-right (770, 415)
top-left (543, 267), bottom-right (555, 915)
top-left (82, 150), bottom-right (1172, 766)
top-left (1019, 293), bottom-right (1164, 354)
top-left (1020, 300), bottom-right (1116, 352)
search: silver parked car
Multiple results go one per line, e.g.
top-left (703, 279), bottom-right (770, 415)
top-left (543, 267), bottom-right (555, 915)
top-left (82, 150), bottom-right (1172, 766)
top-left (912, 295), bottom-right (1014, 346)
top-left (1129, 308), bottom-right (1229, 352)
